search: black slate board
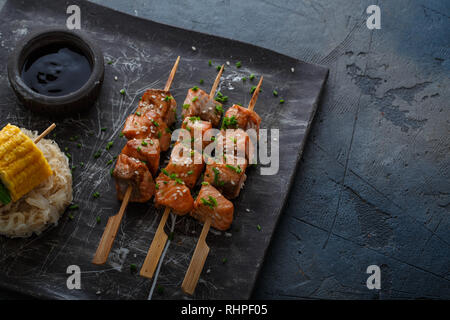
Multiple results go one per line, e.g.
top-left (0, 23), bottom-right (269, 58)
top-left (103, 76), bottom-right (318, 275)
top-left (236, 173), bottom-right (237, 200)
top-left (0, 0), bottom-right (328, 299)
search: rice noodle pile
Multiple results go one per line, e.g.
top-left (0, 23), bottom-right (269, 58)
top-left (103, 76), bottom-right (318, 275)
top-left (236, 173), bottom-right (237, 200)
top-left (0, 128), bottom-right (73, 238)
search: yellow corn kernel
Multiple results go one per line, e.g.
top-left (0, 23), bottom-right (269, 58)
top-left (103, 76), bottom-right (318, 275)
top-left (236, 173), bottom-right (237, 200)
top-left (0, 124), bottom-right (52, 202)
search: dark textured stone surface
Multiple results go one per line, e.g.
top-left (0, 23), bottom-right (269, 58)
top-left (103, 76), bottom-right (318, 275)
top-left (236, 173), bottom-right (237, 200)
top-left (0, 0), bottom-right (449, 300)
top-left (0, 0), bottom-right (327, 299)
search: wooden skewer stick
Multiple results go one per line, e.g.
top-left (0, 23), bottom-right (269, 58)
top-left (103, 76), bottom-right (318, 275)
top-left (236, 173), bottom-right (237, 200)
top-left (209, 64), bottom-right (224, 99)
top-left (140, 63), bottom-right (224, 279)
top-left (92, 57), bottom-right (181, 265)
top-left (248, 76), bottom-right (263, 111)
top-left (92, 185), bottom-right (132, 265)
top-left (34, 123), bottom-right (56, 144)
top-left (182, 76), bottom-right (264, 295)
top-left (164, 56), bottom-right (181, 92)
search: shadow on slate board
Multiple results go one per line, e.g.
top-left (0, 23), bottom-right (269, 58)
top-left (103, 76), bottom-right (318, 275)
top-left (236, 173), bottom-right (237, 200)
top-left (0, 0), bottom-right (328, 299)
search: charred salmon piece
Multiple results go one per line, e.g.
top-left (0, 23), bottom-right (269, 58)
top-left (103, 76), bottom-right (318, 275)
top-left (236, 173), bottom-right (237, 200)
top-left (154, 174), bottom-right (194, 215)
top-left (113, 154), bottom-right (155, 203)
top-left (163, 144), bottom-right (204, 189)
top-left (222, 104), bottom-right (261, 134)
top-left (191, 184), bottom-right (234, 231)
top-left (216, 128), bottom-right (256, 163)
top-left (203, 155), bottom-right (248, 199)
top-left (181, 88), bottom-right (222, 127)
top-left (121, 138), bottom-right (160, 176)
top-left (122, 110), bottom-right (171, 151)
top-left (138, 89), bottom-right (177, 127)
top-left (180, 117), bottom-right (214, 149)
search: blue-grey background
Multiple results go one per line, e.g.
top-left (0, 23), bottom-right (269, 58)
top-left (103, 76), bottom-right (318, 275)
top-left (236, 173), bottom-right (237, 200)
top-left (0, 0), bottom-right (448, 299)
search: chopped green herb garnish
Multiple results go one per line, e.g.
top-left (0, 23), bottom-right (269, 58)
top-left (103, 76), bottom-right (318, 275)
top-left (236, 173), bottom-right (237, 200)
top-left (107, 60), bottom-right (113, 65)
top-left (162, 168), bottom-right (169, 176)
top-left (164, 95), bottom-right (173, 102)
top-left (157, 131), bottom-right (162, 139)
top-left (208, 60), bottom-right (212, 66)
top-left (96, 216), bottom-right (101, 224)
top-left (201, 196), bottom-right (217, 209)
top-left (192, 96), bottom-right (198, 102)
top-left (106, 159), bottom-right (113, 165)
top-left (279, 99), bottom-right (285, 104)
top-left (182, 103), bottom-right (190, 110)
top-left (221, 115), bottom-right (238, 129)
top-left (64, 147), bottom-right (69, 152)
top-left (222, 258), bottom-right (227, 264)
top-left (216, 65), bottom-right (222, 71)
top-left (249, 74), bottom-right (255, 80)
top-left (137, 146), bottom-right (142, 152)
top-left (101, 127), bottom-right (107, 132)
top-left (191, 86), bottom-right (199, 92)
top-left (93, 192), bottom-right (100, 198)
top-left (65, 152), bottom-right (72, 159)
top-left (141, 140), bottom-right (148, 146)
top-left (80, 162), bottom-right (85, 167)
top-left (94, 151), bottom-right (102, 159)
top-left (257, 224), bottom-right (262, 231)
top-left (187, 170), bottom-right (193, 175)
top-left (199, 79), bottom-right (204, 84)
top-left (135, 111), bottom-right (141, 116)
top-left (273, 90), bottom-right (278, 96)
top-left (236, 61), bottom-right (242, 68)
top-left (77, 143), bottom-right (82, 148)
top-left (119, 132), bottom-right (125, 138)
top-left (215, 105), bottom-right (223, 114)
top-left (68, 213), bottom-right (74, 220)
top-left (120, 89), bottom-right (125, 95)
top-left (130, 264), bottom-right (137, 272)
top-left (152, 119), bottom-right (160, 127)
top-left (242, 77), bottom-right (247, 82)
top-left (201, 181), bottom-right (209, 186)
top-left (226, 164), bottom-right (242, 173)
top-left (69, 204), bottom-right (79, 210)
top-left (155, 183), bottom-right (159, 190)
top-left (189, 116), bottom-right (201, 122)
top-left (250, 86), bottom-right (257, 94)
top-left (106, 141), bottom-right (114, 150)
top-left (165, 127), bottom-right (172, 133)
top-left (110, 168), bottom-right (114, 176)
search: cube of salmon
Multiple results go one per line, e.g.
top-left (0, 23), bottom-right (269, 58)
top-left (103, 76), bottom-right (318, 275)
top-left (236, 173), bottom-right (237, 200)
top-left (191, 184), bottom-right (234, 231)
top-left (215, 128), bottom-right (256, 163)
top-left (181, 116), bottom-right (213, 149)
top-left (121, 138), bottom-right (160, 176)
top-left (222, 104), bottom-right (261, 134)
top-left (122, 110), bottom-right (171, 151)
top-left (182, 87), bottom-right (222, 127)
top-left (154, 174), bottom-right (194, 215)
top-left (113, 154), bottom-right (155, 203)
top-left (203, 155), bottom-right (247, 199)
top-left (138, 89), bottom-right (177, 127)
top-left (163, 144), bottom-right (204, 189)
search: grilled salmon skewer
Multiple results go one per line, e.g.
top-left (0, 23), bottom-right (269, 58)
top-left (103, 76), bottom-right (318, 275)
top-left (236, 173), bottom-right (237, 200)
top-left (182, 76), bottom-right (263, 295)
top-left (92, 57), bottom-right (180, 265)
top-left (139, 65), bottom-right (225, 279)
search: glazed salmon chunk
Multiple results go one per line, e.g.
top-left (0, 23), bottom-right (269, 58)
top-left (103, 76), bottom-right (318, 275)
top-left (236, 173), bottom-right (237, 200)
top-left (122, 109), bottom-right (172, 151)
top-left (215, 128), bottom-right (255, 163)
top-left (163, 144), bottom-right (204, 189)
top-left (121, 138), bottom-right (160, 176)
top-left (154, 174), bottom-right (194, 215)
top-left (180, 116), bottom-right (214, 149)
top-left (113, 154), bottom-right (155, 203)
top-left (191, 183), bottom-right (234, 231)
top-left (137, 89), bottom-right (177, 127)
top-left (222, 104), bottom-right (261, 134)
top-left (181, 87), bottom-right (223, 127)
top-left (203, 155), bottom-right (248, 199)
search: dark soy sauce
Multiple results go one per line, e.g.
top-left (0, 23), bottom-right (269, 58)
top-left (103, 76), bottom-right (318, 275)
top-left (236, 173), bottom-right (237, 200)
top-left (21, 43), bottom-right (92, 96)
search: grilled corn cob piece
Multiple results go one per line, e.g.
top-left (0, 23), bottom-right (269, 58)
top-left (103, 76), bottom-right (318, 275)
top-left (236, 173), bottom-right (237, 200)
top-left (0, 124), bottom-right (53, 202)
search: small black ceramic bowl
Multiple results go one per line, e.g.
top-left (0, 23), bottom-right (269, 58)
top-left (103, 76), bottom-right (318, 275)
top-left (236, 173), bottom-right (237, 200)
top-left (7, 28), bottom-right (104, 114)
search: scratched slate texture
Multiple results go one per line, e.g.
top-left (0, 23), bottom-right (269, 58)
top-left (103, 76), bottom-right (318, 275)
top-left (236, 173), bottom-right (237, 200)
top-left (0, 0), bottom-right (449, 300)
top-left (0, 0), bottom-right (328, 299)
